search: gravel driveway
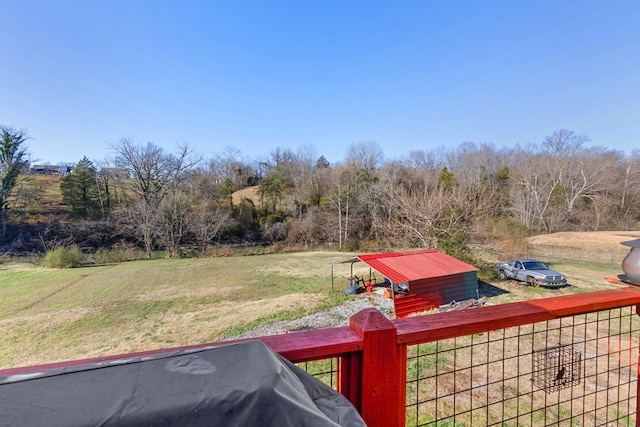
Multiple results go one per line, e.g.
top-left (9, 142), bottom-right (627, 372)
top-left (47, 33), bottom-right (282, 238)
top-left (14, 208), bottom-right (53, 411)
top-left (224, 292), bottom-right (395, 340)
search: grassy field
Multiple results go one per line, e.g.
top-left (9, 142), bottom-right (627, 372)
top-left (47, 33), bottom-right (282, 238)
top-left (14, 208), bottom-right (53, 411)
top-left (12, 174), bottom-right (66, 221)
top-left (0, 231), bottom-right (633, 370)
top-left (0, 251), bottom-right (353, 369)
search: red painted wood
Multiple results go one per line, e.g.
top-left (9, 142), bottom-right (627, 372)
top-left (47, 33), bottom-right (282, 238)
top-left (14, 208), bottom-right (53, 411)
top-left (394, 293), bottom-right (436, 318)
top-left (257, 326), bottom-right (362, 362)
top-left (339, 352), bottom-right (362, 411)
top-left (350, 308), bottom-right (404, 427)
top-left (0, 326), bottom-right (362, 376)
top-left (394, 288), bottom-right (640, 346)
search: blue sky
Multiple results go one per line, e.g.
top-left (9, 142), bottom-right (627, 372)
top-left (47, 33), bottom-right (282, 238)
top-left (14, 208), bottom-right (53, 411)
top-left (1, 0), bottom-right (638, 165)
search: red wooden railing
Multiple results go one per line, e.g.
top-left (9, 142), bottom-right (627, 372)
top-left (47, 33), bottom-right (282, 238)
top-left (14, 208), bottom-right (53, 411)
top-left (3, 287), bottom-right (640, 426)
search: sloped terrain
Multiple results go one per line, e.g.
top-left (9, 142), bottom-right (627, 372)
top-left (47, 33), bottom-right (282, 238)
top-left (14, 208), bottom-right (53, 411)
top-left (231, 185), bottom-right (260, 206)
top-left (527, 231), bottom-right (640, 251)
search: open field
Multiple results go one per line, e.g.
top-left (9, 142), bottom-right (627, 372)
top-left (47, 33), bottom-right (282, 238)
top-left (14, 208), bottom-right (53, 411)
top-left (0, 252), bottom-right (351, 369)
top-left (0, 231), bottom-right (635, 370)
top-left (527, 231), bottom-right (640, 250)
top-left (525, 230), bottom-right (640, 269)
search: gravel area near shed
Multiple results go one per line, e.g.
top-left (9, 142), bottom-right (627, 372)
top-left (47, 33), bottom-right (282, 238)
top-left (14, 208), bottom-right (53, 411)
top-left (224, 292), bottom-right (395, 340)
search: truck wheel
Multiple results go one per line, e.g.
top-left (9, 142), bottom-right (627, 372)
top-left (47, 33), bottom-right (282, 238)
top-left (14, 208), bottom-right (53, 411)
top-left (526, 276), bottom-right (537, 287)
top-left (498, 270), bottom-right (507, 280)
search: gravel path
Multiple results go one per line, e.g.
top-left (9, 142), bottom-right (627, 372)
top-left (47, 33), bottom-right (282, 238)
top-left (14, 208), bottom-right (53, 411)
top-left (224, 292), bottom-right (395, 340)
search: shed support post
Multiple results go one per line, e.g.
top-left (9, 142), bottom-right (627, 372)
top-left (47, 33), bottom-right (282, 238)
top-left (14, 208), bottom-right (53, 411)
top-left (350, 308), bottom-right (405, 427)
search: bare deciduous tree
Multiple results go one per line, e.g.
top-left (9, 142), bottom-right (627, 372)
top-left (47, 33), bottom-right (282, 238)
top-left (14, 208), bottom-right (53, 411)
top-left (345, 141), bottom-right (384, 172)
top-left (618, 150), bottom-right (640, 220)
top-left (111, 139), bottom-right (199, 257)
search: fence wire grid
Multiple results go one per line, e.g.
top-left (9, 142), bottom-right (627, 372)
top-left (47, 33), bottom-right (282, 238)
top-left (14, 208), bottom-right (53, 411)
top-left (297, 357), bottom-right (340, 389)
top-left (406, 307), bottom-right (640, 426)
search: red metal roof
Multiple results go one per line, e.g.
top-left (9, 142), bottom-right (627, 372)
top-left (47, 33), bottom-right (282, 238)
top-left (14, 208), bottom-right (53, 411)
top-left (357, 249), bottom-right (478, 284)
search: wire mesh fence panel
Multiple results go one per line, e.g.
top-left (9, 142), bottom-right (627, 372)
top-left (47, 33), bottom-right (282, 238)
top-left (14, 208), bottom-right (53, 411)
top-left (296, 357), bottom-right (340, 389)
top-left (405, 307), bottom-right (639, 426)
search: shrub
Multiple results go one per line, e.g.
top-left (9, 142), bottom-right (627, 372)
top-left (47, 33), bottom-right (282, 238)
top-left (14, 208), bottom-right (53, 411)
top-left (476, 262), bottom-right (498, 282)
top-left (93, 246), bottom-right (146, 264)
top-left (43, 245), bottom-right (85, 268)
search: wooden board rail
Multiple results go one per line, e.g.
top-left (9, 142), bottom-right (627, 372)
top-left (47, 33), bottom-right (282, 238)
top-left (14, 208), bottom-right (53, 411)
top-left (394, 287), bottom-right (640, 346)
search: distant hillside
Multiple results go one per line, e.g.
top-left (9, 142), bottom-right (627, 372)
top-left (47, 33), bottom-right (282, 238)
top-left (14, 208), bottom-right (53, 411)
top-left (13, 174), bottom-right (66, 222)
top-left (232, 186), bottom-right (260, 206)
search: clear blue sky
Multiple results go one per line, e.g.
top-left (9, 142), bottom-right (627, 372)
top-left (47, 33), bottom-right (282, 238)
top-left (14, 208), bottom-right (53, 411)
top-left (1, 0), bottom-right (638, 165)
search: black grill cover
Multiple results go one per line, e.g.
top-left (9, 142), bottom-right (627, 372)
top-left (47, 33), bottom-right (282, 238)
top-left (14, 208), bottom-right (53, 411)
top-left (0, 340), bottom-right (365, 426)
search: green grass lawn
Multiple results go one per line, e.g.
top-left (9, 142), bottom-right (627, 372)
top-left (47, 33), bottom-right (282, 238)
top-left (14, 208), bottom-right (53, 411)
top-left (0, 251), bottom-right (625, 370)
top-left (0, 251), bottom-right (353, 369)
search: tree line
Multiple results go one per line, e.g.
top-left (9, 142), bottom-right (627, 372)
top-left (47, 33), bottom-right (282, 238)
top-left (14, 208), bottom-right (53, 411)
top-left (2, 125), bottom-right (639, 258)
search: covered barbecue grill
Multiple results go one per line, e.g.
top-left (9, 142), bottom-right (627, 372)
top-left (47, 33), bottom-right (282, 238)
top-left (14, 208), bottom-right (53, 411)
top-left (0, 340), bottom-right (365, 426)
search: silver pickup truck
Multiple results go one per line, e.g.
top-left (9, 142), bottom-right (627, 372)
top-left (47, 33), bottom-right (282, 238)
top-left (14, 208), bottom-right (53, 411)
top-left (495, 259), bottom-right (567, 288)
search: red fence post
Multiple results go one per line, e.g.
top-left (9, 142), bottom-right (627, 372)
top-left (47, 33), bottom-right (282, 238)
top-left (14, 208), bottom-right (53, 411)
top-left (339, 352), bottom-right (362, 411)
top-left (629, 305), bottom-right (640, 425)
top-left (350, 308), bottom-right (405, 427)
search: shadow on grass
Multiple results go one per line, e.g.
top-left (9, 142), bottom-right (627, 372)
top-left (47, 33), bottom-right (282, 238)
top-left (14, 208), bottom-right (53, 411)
top-left (543, 282), bottom-right (575, 290)
top-left (478, 280), bottom-right (510, 299)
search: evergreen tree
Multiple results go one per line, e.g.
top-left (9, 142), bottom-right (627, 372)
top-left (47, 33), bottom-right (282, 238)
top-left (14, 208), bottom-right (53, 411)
top-left (0, 126), bottom-right (29, 239)
top-left (61, 157), bottom-right (101, 219)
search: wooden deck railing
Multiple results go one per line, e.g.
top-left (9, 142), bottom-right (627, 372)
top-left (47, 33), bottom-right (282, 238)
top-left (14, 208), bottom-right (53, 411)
top-left (254, 287), bottom-right (640, 426)
top-left (3, 287), bottom-right (640, 426)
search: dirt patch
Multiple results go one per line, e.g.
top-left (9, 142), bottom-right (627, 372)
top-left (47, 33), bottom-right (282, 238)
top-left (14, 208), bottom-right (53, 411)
top-left (232, 186), bottom-right (260, 206)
